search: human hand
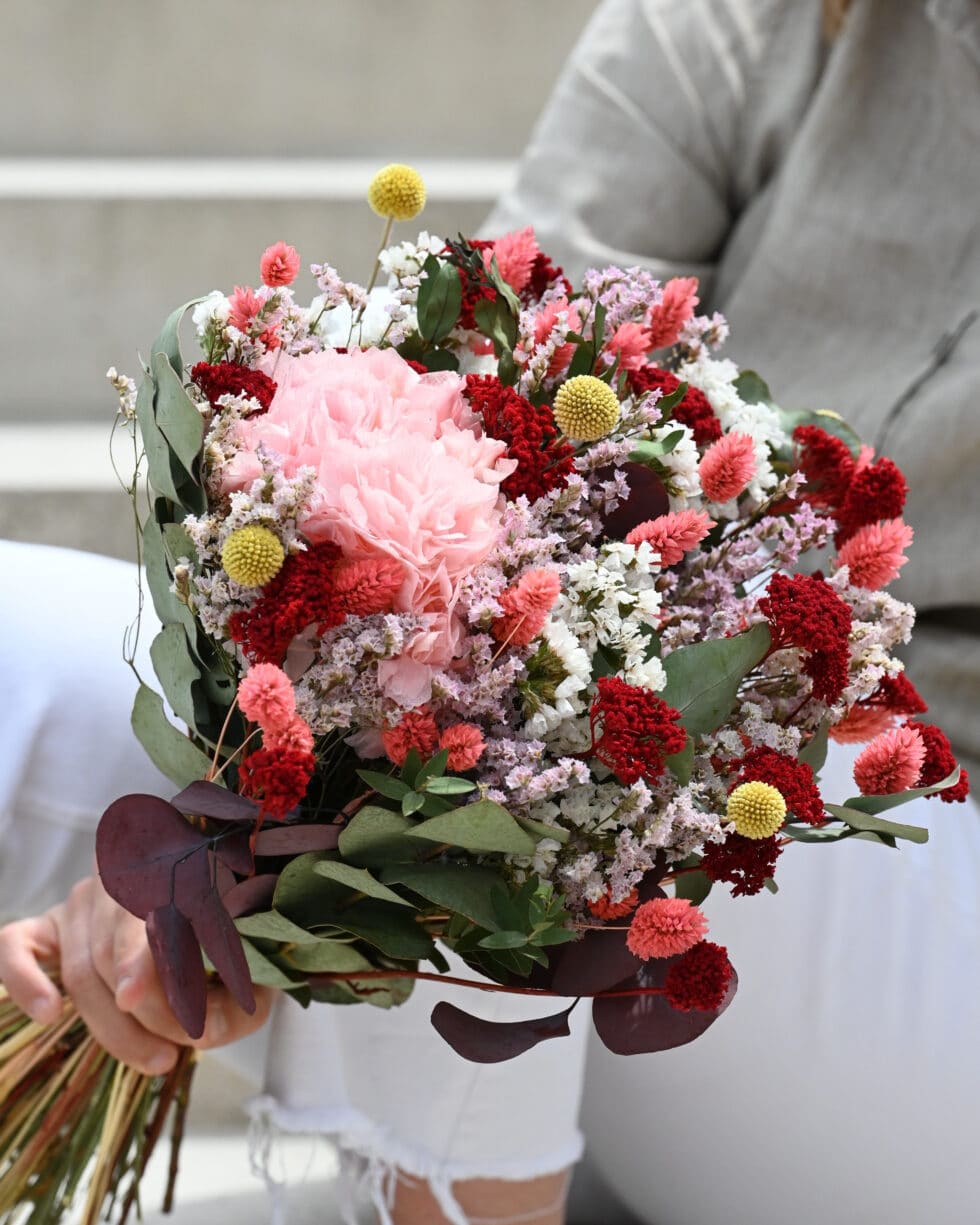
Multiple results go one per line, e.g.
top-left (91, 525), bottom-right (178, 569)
top-left (0, 874), bottom-right (273, 1075)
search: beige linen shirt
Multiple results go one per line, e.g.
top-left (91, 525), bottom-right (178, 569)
top-left (488, 0), bottom-right (980, 767)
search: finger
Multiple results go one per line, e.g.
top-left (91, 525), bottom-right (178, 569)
top-left (190, 985), bottom-right (276, 1051)
top-left (0, 914), bottom-right (64, 1024)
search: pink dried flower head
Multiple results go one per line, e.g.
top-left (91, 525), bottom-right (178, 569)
top-left (603, 322), bottom-right (653, 372)
top-left (439, 722), bottom-right (486, 771)
top-left (698, 432), bottom-right (757, 503)
top-left (228, 285), bottom-right (264, 333)
top-left (646, 276), bottom-right (699, 349)
top-left (238, 662), bottom-right (296, 735)
top-left (260, 241), bottom-right (301, 288)
top-left (265, 713), bottom-right (315, 756)
top-left (333, 556), bottom-right (405, 617)
top-left (382, 707), bottom-right (440, 767)
top-left (492, 568), bottom-right (562, 646)
top-left (519, 297), bottom-right (578, 377)
top-left (853, 723), bottom-right (927, 795)
top-left (835, 518), bottom-right (913, 590)
top-left (828, 704), bottom-right (896, 744)
top-left (485, 226), bottom-right (539, 294)
top-left (626, 508), bottom-right (716, 566)
top-left (626, 897), bottom-right (709, 960)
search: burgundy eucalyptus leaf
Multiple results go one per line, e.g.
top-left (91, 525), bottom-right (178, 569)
top-left (97, 794), bottom-right (213, 920)
top-left (592, 962), bottom-right (738, 1055)
top-left (214, 859), bottom-right (237, 899)
top-left (189, 891), bottom-right (256, 1015)
top-left (222, 873), bottom-right (279, 917)
top-left (599, 462), bottom-right (670, 541)
top-left (171, 780), bottom-right (262, 824)
top-left (431, 999), bottom-right (577, 1063)
top-left (212, 828), bottom-right (255, 876)
top-left (549, 927), bottom-right (643, 997)
top-left (145, 903), bottom-right (207, 1039)
top-left (254, 824), bottom-right (341, 855)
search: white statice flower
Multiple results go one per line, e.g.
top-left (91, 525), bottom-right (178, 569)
top-left (378, 231), bottom-right (445, 282)
top-left (192, 290), bottom-right (231, 337)
top-left (106, 367), bottom-right (137, 419)
top-left (523, 617), bottom-right (592, 738)
top-left (655, 424), bottom-right (703, 508)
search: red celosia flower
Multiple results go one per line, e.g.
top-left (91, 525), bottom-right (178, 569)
top-left (905, 719), bottom-right (970, 802)
top-left (450, 238), bottom-right (496, 329)
top-left (759, 572), bottom-right (853, 704)
top-left (260, 241), bottom-right (301, 288)
top-left (492, 568), bottom-right (561, 646)
top-left (663, 941), bottom-right (733, 1012)
top-left (627, 366), bottom-right (722, 446)
top-left (589, 676), bottom-right (687, 785)
top-left (228, 541), bottom-right (344, 664)
top-left (626, 897), bottom-right (709, 959)
top-left (191, 361), bottom-right (277, 412)
top-left (626, 508), bottom-right (715, 566)
top-left (834, 456), bottom-right (908, 544)
top-left (867, 672), bottom-right (929, 715)
top-left (793, 425), bottom-right (856, 509)
top-left (382, 708), bottom-right (440, 767)
top-left (853, 724), bottom-right (926, 795)
top-left (698, 432), bottom-right (757, 503)
top-left (332, 557), bottom-right (404, 617)
top-left (439, 722), bottom-right (486, 772)
top-left (733, 746), bottom-right (825, 825)
top-left (701, 833), bottom-right (782, 897)
top-left (587, 887), bottom-right (640, 921)
top-left (464, 374), bottom-right (574, 502)
top-left (238, 746), bottom-right (315, 819)
top-left (526, 250), bottom-right (572, 302)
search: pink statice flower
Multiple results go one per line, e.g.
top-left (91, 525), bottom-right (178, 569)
top-left (646, 276), bottom-right (699, 349)
top-left (698, 432), bottom-right (757, 503)
top-left (835, 519), bottom-right (913, 590)
top-left (603, 322), bottom-right (654, 372)
top-left (853, 723), bottom-right (927, 795)
top-left (238, 662), bottom-right (296, 735)
top-left (492, 569), bottom-right (562, 646)
top-left (626, 897), bottom-right (709, 960)
top-left (228, 285), bottom-right (264, 333)
top-left (439, 722), bottom-right (486, 771)
top-left (485, 226), bottom-right (539, 293)
top-left (626, 509), bottom-right (716, 566)
top-left (260, 242), bottom-right (301, 288)
top-left (222, 349), bottom-right (516, 696)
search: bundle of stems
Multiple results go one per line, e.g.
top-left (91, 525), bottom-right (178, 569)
top-left (0, 985), bottom-right (196, 1225)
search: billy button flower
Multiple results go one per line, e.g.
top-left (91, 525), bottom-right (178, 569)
top-left (726, 781), bottom-right (787, 839)
top-left (365, 163), bottom-right (427, 294)
top-left (221, 525), bottom-right (285, 588)
top-left (552, 375), bottom-right (621, 442)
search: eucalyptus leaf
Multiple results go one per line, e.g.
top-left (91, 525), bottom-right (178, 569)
top-left (405, 800), bottom-right (537, 856)
top-left (665, 738), bottom-right (694, 786)
top-left (313, 860), bottom-right (413, 907)
top-left (151, 352), bottom-right (205, 483)
top-left (799, 721), bottom-right (830, 774)
top-left (473, 297), bottom-right (518, 359)
top-left (514, 814), bottom-right (570, 846)
top-left (656, 381), bottom-right (688, 415)
top-left (424, 777), bottom-right (477, 796)
top-left (284, 941), bottom-right (375, 974)
top-left (337, 805), bottom-right (422, 867)
top-left (162, 522), bottom-right (198, 567)
top-left (149, 624), bottom-right (202, 730)
top-left (840, 768), bottom-right (960, 814)
top-left (673, 869), bottom-right (712, 906)
top-left (379, 862), bottom-right (505, 931)
top-left (324, 902), bottom-right (436, 960)
top-left (136, 374), bottom-right (181, 504)
top-left (660, 623), bottom-right (771, 737)
top-left (152, 298), bottom-right (201, 376)
top-left (131, 683), bottom-right (213, 788)
top-left (417, 255), bottom-right (463, 344)
top-left (733, 370), bottom-right (774, 406)
top-left (478, 931), bottom-right (527, 950)
top-left (239, 939), bottom-right (300, 990)
top-left (235, 911), bottom-right (323, 945)
top-left (824, 803), bottom-right (928, 844)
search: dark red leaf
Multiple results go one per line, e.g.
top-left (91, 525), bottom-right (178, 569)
top-left (171, 781), bottom-right (262, 824)
top-left (549, 927), bottom-right (643, 997)
top-left (592, 961), bottom-right (738, 1055)
top-left (430, 999), bottom-right (576, 1063)
top-left (253, 824), bottom-right (341, 855)
top-left (97, 794), bottom-right (213, 920)
top-left (212, 829), bottom-right (254, 876)
top-left (145, 904), bottom-right (207, 1039)
top-left (189, 892), bottom-right (255, 1016)
top-left (222, 874), bottom-right (279, 918)
top-left (599, 462), bottom-right (670, 541)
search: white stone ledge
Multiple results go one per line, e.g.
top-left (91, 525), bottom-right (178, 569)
top-left (0, 424), bottom-right (135, 490)
top-left (0, 158), bottom-right (515, 201)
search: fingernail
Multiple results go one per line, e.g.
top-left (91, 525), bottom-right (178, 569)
top-left (115, 976), bottom-right (136, 1006)
top-left (147, 1051), bottom-right (175, 1076)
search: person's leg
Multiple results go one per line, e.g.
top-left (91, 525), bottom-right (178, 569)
top-left (390, 1169), bottom-right (571, 1225)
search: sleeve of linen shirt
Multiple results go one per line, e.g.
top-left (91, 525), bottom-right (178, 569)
top-left (486, 0), bottom-right (821, 290)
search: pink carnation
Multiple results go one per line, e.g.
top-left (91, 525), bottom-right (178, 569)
top-left (626, 509), bottom-right (716, 566)
top-left (646, 276), bottom-right (699, 349)
top-left (260, 241), bottom-right (301, 288)
top-left (698, 432), bottom-right (757, 503)
top-left (485, 226), bottom-right (539, 294)
top-left (603, 322), bottom-right (653, 372)
top-left (265, 714), bottom-right (315, 755)
top-left (835, 518), bottom-right (913, 590)
top-left (382, 707), bottom-right (440, 767)
top-left (238, 663), bottom-right (296, 735)
top-left (626, 897), bottom-right (709, 960)
top-left (492, 569), bottom-right (561, 646)
top-left (439, 723), bottom-right (486, 771)
top-left (853, 724), bottom-right (927, 795)
top-left (228, 285), bottom-right (264, 333)
top-left (222, 349), bottom-right (515, 702)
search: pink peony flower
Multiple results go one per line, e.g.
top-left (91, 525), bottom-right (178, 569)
top-left (485, 226), bottom-right (539, 294)
top-left (265, 713), bottom-right (315, 755)
top-left (626, 509), bottom-right (716, 566)
top-left (228, 285), bottom-right (264, 333)
top-left (626, 897), bottom-right (709, 960)
top-left (382, 707), bottom-right (440, 767)
top-left (646, 276), bottom-right (699, 349)
top-left (238, 662), bottom-right (296, 735)
top-left (853, 724), bottom-right (927, 795)
top-left (260, 241), bottom-right (301, 288)
top-left (439, 722), bottom-right (486, 771)
top-left (698, 432), bottom-right (757, 503)
top-left (835, 518), bottom-right (913, 590)
top-left (222, 349), bottom-right (516, 695)
top-left (492, 568), bottom-right (562, 646)
top-left (603, 322), bottom-right (654, 372)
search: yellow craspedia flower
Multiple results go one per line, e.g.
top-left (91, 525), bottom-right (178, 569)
top-left (221, 525), bottom-right (285, 588)
top-left (726, 781), bottom-right (787, 840)
top-left (367, 163), bottom-right (427, 221)
top-left (552, 375), bottom-right (621, 442)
